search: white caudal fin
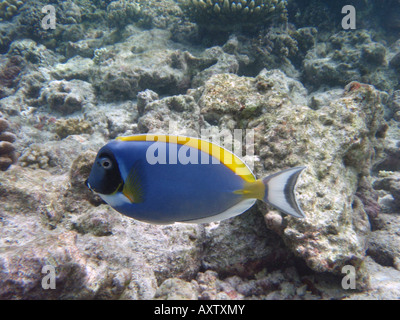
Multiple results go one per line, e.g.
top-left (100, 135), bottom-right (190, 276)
top-left (262, 167), bottom-right (306, 218)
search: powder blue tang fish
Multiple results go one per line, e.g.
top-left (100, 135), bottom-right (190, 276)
top-left (86, 134), bottom-right (306, 224)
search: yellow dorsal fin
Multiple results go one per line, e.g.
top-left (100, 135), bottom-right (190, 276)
top-left (116, 134), bottom-right (255, 182)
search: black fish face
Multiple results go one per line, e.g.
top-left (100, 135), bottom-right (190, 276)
top-left (86, 147), bottom-right (123, 195)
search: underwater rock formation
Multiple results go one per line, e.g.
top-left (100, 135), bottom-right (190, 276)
top-left (0, 63), bottom-right (394, 298)
top-left (303, 30), bottom-right (398, 93)
top-left (0, 115), bottom-right (17, 171)
top-left (0, 0), bottom-right (24, 21)
top-left (367, 213), bottom-right (400, 270)
top-left (154, 278), bottom-right (198, 300)
top-left (0, 55), bottom-right (22, 99)
top-left (196, 70), bottom-right (385, 281)
top-left (54, 118), bottom-right (93, 140)
top-left (19, 145), bottom-right (55, 170)
top-left (374, 172), bottom-right (400, 209)
top-left (39, 80), bottom-right (95, 115)
top-left (122, 68), bottom-right (386, 282)
top-left (0, 163), bottom-right (205, 299)
top-left (88, 27), bottom-right (231, 100)
top-left (106, 0), bottom-right (141, 27)
top-left (1, 0), bottom-right (400, 300)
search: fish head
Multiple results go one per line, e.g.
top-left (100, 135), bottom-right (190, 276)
top-left (86, 146), bottom-right (123, 195)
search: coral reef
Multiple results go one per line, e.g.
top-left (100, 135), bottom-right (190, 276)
top-left (367, 213), bottom-right (400, 269)
top-left (196, 70), bottom-right (385, 281)
top-left (182, 0), bottom-right (288, 27)
top-left (158, 256), bottom-right (400, 300)
top-left (303, 30), bottom-right (398, 92)
top-left (0, 0), bottom-right (400, 301)
top-left (19, 144), bottom-right (55, 169)
top-left (0, 115), bottom-right (17, 171)
top-left (386, 90), bottom-right (400, 121)
top-left (0, 164), bottom-right (205, 299)
top-left (154, 278), bottom-right (198, 300)
top-left (54, 118), bottom-right (93, 140)
top-left (106, 0), bottom-right (141, 27)
top-left (39, 80), bottom-right (95, 115)
top-left (0, 0), bottom-right (24, 21)
top-left (374, 172), bottom-right (400, 209)
top-left (0, 55), bottom-right (22, 98)
top-left (88, 27), bottom-right (226, 100)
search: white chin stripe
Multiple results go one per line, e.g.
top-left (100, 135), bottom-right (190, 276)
top-left (100, 192), bottom-right (131, 207)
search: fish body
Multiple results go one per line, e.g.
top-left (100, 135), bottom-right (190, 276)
top-left (86, 134), bottom-right (306, 224)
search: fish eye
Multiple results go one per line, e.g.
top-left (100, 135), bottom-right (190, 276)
top-left (100, 157), bottom-right (113, 170)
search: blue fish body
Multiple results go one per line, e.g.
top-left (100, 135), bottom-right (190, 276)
top-left (86, 134), bottom-right (306, 224)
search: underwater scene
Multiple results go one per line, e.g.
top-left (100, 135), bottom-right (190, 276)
top-left (0, 0), bottom-right (399, 301)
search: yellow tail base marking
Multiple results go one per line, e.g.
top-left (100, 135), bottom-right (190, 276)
top-left (234, 180), bottom-right (265, 200)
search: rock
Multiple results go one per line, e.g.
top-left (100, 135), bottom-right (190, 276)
top-left (303, 30), bottom-right (397, 92)
top-left (8, 39), bottom-right (59, 66)
top-left (191, 46), bottom-right (239, 88)
top-left (106, 0), bottom-right (141, 28)
top-left (54, 118), bottom-right (93, 140)
top-left (373, 121), bottom-right (400, 173)
top-left (39, 80), bottom-right (96, 115)
top-left (361, 42), bottom-right (387, 66)
top-left (373, 172), bottom-right (400, 208)
top-left (195, 270), bottom-right (244, 300)
top-left (88, 28), bottom-right (193, 100)
top-left (388, 90), bottom-right (400, 120)
top-left (355, 176), bottom-right (380, 220)
top-left (308, 89), bottom-right (344, 110)
top-left (154, 278), bottom-right (198, 300)
top-left (0, 165), bottom-right (205, 299)
top-left (196, 70), bottom-right (385, 280)
top-left (201, 208), bottom-right (293, 278)
top-left (0, 0), bottom-right (24, 21)
top-left (198, 69), bottom-right (307, 127)
top-left (88, 26), bottom-right (244, 101)
top-left (51, 56), bottom-right (94, 81)
top-left (65, 39), bottom-right (105, 59)
top-left (193, 265), bottom-right (357, 300)
top-left (66, 149), bottom-right (103, 209)
top-left (347, 257), bottom-right (400, 299)
top-left (138, 94), bottom-right (201, 135)
top-left (137, 89), bottom-right (159, 115)
top-left (70, 207), bottom-right (115, 237)
top-left (243, 27), bottom-right (317, 78)
top-left (19, 144), bottom-right (56, 170)
top-left (389, 52), bottom-right (400, 70)
top-left (19, 135), bottom-right (94, 174)
top-left (367, 213), bottom-right (400, 269)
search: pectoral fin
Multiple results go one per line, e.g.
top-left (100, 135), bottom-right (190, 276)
top-left (122, 161), bottom-right (145, 203)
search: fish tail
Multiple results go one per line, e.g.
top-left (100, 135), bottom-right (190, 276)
top-left (261, 166), bottom-right (306, 218)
